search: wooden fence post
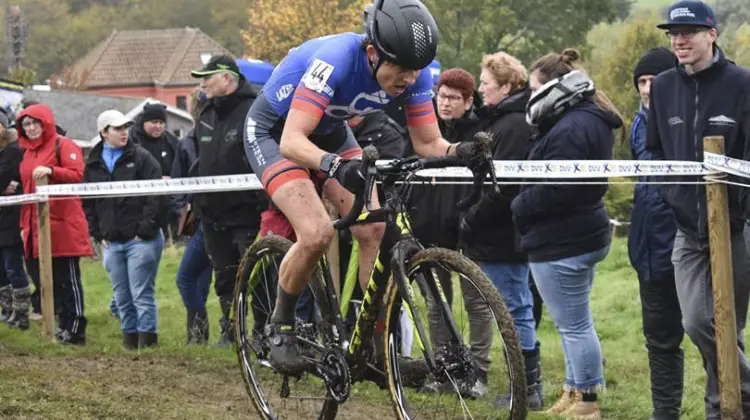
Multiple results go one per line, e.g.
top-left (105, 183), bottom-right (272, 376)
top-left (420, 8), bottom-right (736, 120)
top-left (35, 177), bottom-right (55, 340)
top-left (704, 136), bottom-right (742, 420)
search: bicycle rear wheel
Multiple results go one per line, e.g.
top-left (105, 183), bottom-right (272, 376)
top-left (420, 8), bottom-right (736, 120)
top-left (383, 247), bottom-right (527, 420)
top-left (232, 235), bottom-right (338, 420)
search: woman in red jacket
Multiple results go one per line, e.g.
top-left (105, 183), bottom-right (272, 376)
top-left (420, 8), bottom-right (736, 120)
top-left (17, 104), bottom-right (92, 345)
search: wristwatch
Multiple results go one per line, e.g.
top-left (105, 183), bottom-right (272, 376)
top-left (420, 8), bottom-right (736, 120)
top-left (320, 153), bottom-right (340, 176)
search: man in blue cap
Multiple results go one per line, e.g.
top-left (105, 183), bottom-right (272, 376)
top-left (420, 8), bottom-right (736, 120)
top-left (647, 1), bottom-right (750, 418)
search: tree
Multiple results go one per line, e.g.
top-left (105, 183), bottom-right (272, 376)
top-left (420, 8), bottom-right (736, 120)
top-left (424, 0), bottom-right (626, 72)
top-left (211, 0), bottom-right (255, 56)
top-left (242, 0), bottom-right (368, 64)
top-left (6, 66), bottom-right (37, 86)
top-left (714, 0), bottom-right (750, 29)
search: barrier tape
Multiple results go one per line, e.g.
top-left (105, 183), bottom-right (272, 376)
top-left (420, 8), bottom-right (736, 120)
top-left (0, 156), bottom-right (738, 208)
top-left (704, 152), bottom-right (750, 179)
top-left (414, 159), bottom-right (715, 179)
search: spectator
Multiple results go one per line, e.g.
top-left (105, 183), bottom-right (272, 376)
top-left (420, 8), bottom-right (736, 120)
top-left (412, 67), bottom-right (485, 396)
top-left (459, 53), bottom-right (541, 408)
top-left (172, 88), bottom-right (213, 345)
top-left (628, 46), bottom-right (683, 420)
top-left (511, 48), bottom-right (624, 419)
top-left (647, 1), bottom-right (750, 417)
top-left (190, 55), bottom-right (269, 347)
top-left (17, 104), bottom-right (92, 345)
top-left (84, 110), bottom-right (165, 349)
top-left (130, 102), bottom-right (180, 242)
top-left (0, 111), bottom-right (30, 330)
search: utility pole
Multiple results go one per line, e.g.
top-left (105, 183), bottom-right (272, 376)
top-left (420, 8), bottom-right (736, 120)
top-left (6, 5), bottom-right (29, 72)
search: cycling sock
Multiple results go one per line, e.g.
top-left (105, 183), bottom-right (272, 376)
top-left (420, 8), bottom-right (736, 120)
top-left (270, 286), bottom-right (300, 325)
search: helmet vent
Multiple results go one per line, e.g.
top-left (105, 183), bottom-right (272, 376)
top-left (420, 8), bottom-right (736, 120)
top-left (411, 21), bottom-right (429, 60)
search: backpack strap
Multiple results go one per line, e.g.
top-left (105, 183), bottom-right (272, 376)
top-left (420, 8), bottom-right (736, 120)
top-left (55, 136), bottom-right (61, 165)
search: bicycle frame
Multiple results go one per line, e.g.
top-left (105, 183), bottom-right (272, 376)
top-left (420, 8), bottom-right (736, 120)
top-left (316, 181), bottom-right (466, 380)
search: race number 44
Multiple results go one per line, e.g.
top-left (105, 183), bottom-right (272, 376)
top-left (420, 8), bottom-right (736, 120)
top-left (302, 59), bottom-right (335, 93)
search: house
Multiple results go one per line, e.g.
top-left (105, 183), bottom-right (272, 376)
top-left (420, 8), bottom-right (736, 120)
top-left (21, 89), bottom-right (194, 152)
top-left (56, 27), bottom-right (233, 110)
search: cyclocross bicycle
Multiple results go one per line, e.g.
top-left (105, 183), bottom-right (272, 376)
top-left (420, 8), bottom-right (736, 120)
top-left (232, 132), bottom-right (527, 419)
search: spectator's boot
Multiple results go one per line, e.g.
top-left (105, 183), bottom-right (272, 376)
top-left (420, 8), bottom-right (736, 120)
top-left (494, 342), bottom-right (544, 409)
top-left (187, 309), bottom-right (209, 345)
top-left (216, 296), bottom-right (235, 348)
top-left (138, 332), bottom-right (158, 349)
top-left (123, 332), bottom-right (139, 350)
top-left (8, 286), bottom-right (31, 330)
top-left (649, 350), bottom-right (684, 420)
top-left (0, 285), bottom-right (11, 322)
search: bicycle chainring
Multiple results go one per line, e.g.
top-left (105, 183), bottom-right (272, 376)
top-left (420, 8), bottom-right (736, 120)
top-left (322, 350), bottom-right (351, 403)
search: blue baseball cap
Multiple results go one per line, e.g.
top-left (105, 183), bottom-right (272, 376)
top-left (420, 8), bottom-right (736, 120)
top-left (657, 0), bottom-right (717, 30)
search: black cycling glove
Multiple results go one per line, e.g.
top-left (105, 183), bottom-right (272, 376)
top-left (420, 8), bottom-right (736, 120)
top-left (329, 158), bottom-right (366, 195)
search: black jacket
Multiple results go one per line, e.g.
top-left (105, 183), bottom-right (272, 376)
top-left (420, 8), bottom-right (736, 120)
top-left (511, 99), bottom-right (620, 262)
top-left (0, 141), bottom-right (23, 247)
top-left (349, 111), bottom-right (406, 159)
top-left (170, 128), bottom-right (200, 210)
top-left (83, 140), bottom-right (164, 242)
top-left (192, 78), bottom-right (268, 229)
top-left (130, 114), bottom-right (180, 178)
top-left (459, 88), bottom-right (531, 263)
top-left (406, 108), bottom-right (478, 249)
top-left (646, 45), bottom-right (750, 241)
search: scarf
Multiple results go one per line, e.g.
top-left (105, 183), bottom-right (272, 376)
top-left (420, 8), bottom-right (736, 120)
top-left (526, 70), bottom-right (595, 127)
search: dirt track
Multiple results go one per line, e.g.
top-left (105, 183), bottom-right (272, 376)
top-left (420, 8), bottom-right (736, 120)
top-left (0, 346), bottom-right (389, 420)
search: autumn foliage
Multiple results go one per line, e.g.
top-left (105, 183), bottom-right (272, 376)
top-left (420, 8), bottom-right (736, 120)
top-left (242, 0), bottom-right (370, 64)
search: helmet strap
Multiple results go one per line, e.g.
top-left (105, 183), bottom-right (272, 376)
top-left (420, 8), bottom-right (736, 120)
top-left (368, 51), bottom-right (384, 82)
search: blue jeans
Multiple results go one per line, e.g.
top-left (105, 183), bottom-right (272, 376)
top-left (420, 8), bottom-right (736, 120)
top-left (529, 246), bottom-right (609, 391)
top-left (0, 243), bottom-right (29, 289)
top-left (176, 225), bottom-right (212, 313)
top-left (103, 232), bottom-right (164, 333)
top-left (479, 262), bottom-right (536, 352)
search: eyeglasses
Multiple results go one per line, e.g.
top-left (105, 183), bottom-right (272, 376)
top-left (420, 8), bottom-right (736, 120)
top-left (665, 27), bottom-right (708, 39)
top-left (21, 120), bottom-right (41, 129)
top-left (437, 93), bottom-right (464, 102)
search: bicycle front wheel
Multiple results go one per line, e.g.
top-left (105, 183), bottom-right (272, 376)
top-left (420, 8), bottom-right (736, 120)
top-left (383, 247), bottom-right (527, 420)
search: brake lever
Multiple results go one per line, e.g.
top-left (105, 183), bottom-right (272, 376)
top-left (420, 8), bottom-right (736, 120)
top-left (333, 145), bottom-right (379, 229)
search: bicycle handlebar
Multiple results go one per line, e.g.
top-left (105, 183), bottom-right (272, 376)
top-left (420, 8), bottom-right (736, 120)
top-left (333, 132), bottom-right (498, 230)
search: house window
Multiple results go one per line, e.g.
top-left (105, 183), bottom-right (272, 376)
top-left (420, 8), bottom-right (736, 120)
top-left (176, 95), bottom-right (187, 110)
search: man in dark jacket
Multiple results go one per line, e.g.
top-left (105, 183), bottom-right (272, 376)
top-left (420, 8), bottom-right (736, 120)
top-left (84, 110), bottom-right (165, 349)
top-left (129, 103), bottom-right (181, 242)
top-left (629, 46), bottom-right (684, 420)
top-left (190, 55), bottom-right (269, 346)
top-left (646, 1), bottom-right (750, 417)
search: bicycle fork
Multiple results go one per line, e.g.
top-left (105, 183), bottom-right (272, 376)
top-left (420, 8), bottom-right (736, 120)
top-left (391, 240), bottom-right (465, 374)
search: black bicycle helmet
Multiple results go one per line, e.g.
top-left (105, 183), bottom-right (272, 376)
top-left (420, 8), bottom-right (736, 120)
top-left (363, 0), bottom-right (439, 71)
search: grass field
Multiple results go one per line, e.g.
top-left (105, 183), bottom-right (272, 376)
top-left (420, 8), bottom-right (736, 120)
top-left (0, 239), bottom-right (735, 419)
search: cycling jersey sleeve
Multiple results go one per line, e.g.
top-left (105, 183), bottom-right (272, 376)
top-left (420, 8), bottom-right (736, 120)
top-left (290, 47), bottom-right (354, 119)
top-left (404, 70), bottom-right (437, 127)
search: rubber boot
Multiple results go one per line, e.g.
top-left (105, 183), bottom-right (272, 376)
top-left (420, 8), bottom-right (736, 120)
top-left (648, 350), bottom-right (684, 420)
top-left (8, 286), bottom-right (31, 330)
top-left (138, 332), bottom-right (158, 348)
top-left (494, 342), bottom-right (544, 410)
top-left (123, 332), bottom-right (139, 350)
top-left (216, 296), bottom-right (235, 348)
top-left (187, 309), bottom-right (209, 345)
top-left (0, 285), bottom-right (11, 322)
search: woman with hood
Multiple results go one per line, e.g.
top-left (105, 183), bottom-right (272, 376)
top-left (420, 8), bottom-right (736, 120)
top-left (17, 104), bottom-right (92, 345)
top-left (0, 110), bottom-right (31, 330)
top-left (510, 49), bottom-right (624, 419)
